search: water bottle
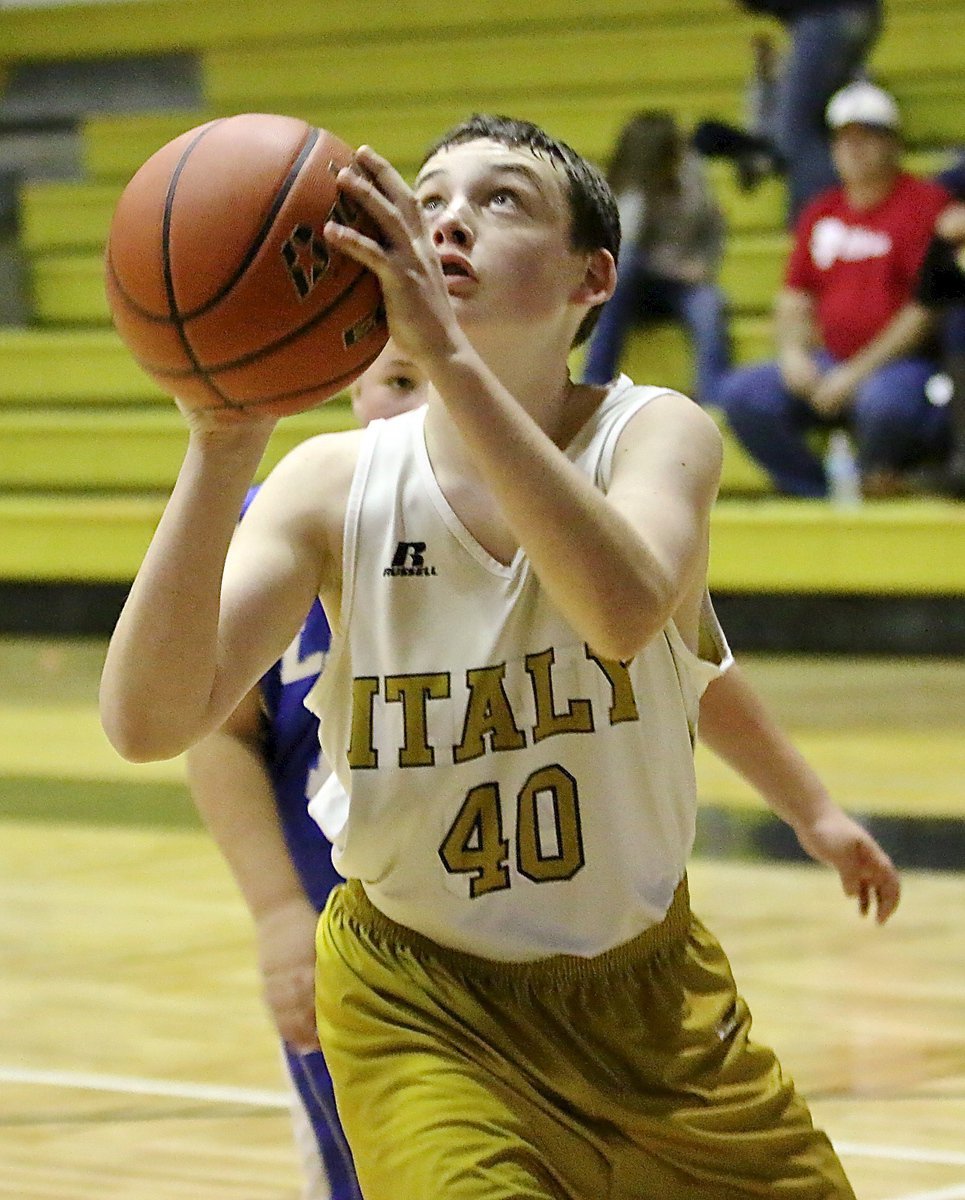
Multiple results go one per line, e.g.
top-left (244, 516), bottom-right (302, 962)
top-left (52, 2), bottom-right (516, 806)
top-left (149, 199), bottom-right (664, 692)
top-left (824, 430), bottom-right (862, 507)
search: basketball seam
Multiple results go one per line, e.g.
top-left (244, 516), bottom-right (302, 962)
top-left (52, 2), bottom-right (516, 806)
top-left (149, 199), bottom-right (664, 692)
top-left (207, 339), bottom-right (387, 412)
top-left (161, 119), bottom-right (240, 407)
top-left (106, 123), bottom-right (322, 327)
top-left (108, 115), bottom-right (384, 412)
top-left (134, 266), bottom-right (376, 379)
top-left (179, 125), bottom-right (321, 321)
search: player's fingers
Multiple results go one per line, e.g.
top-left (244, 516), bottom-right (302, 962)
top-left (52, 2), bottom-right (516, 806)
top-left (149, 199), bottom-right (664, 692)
top-left (336, 162), bottom-right (405, 237)
top-left (322, 218), bottom-right (385, 273)
top-left (355, 144), bottom-right (417, 210)
top-left (290, 1031), bottom-right (322, 1054)
top-left (873, 866), bottom-right (901, 925)
top-left (269, 994), bottom-right (321, 1050)
top-left (345, 148), bottom-right (422, 232)
top-left (861, 841), bottom-right (901, 922)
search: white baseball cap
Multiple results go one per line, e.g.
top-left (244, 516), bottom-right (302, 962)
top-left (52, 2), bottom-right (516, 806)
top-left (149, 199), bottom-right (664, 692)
top-left (826, 82), bottom-right (900, 133)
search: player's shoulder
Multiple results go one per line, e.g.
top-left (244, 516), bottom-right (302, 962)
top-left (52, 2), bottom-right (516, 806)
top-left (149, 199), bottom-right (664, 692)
top-left (626, 385), bottom-right (721, 439)
top-left (249, 424), bottom-right (367, 533)
top-left (617, 387), bottom-right (723, 471)
top-left (269, 424), bottom-right (366, 485)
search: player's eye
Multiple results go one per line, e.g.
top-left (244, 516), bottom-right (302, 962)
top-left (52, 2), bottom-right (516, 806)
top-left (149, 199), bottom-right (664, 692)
top-left (489, 188), bottom-right (518, 208)
top-left (418, 194), bottom-right (445, 212)
top-left (386, 374), bottom-right (419, 392)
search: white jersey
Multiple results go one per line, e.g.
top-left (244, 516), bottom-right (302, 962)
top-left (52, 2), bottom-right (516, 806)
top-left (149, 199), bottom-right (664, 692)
top-left (306, 376), bottom-right (730, 961)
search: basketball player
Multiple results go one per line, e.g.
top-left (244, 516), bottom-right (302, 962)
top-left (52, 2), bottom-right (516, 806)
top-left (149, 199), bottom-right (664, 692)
top-left (102, 115), bottom-right (900, 1199)
top-left (184, 340), bottom-right (429, 1200)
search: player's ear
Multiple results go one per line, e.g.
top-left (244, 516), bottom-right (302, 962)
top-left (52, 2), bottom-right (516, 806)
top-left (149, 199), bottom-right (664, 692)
top-left (570, 248), bottom-right (617, 309)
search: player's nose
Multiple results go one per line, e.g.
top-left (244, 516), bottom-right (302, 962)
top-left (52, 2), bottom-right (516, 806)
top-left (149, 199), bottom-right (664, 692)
top-left (430, 202), bottom-right (474, 249)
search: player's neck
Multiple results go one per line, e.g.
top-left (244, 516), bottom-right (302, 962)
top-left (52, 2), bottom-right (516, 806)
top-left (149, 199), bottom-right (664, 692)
top-left (440, 331), bottom-right (574, 416)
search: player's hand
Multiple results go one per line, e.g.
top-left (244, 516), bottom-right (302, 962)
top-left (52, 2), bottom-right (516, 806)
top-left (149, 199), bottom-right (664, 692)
top-left (173, 393), bottom-right (279, 438)
top-left (793, 807), bottom-right (901, 924)
top-left (322, 145), bottom-right (466, 369)
top-left (255, 894), bottom-right (320, 1052)
top-left (808, 363), bottom-right (859, 418)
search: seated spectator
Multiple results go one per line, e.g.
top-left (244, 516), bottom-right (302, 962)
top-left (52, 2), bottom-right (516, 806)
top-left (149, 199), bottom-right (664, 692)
top-left (581, 110), bottom-right (731, 405)
top-left (715, 83), bottom-right (953, 498)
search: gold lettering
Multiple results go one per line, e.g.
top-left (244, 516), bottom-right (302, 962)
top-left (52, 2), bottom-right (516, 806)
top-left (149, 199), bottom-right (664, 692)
top-left (525, 648), bottom-right (594, 743)
top-left (584, 647), bottom-right (640, 724)
top-left (453, 664), bottom-right (527, 763)
top-left (385, 673), bottom-right (450, 767)
top-left (516, 765), bottom-right (585, 883)
top-left (347, 677), bottom-right (380, 769)
top-left (439, 783), bottom-right (510, 898)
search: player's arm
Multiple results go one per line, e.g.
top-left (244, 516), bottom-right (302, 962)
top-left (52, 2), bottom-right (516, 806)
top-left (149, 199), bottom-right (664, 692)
top-left (100, 425), bottom-right (349, 762)
top-left (326, 149), bottom-right (722, 661)
top-left (185, 685), bottom-right (320, 1051)
top-left (416, 366), bottom-right (722, 662)
top-left (699, 662), bottom-right (901, 923)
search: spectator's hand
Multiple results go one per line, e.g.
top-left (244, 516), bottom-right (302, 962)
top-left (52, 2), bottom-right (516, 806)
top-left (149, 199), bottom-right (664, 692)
top-left (936, 201), bottom-right (965, 244)
top-left (256, 894), bottom-right (321, 1052)
top-left (809, 362), bottom-right (859, 417)
top-left (778, 348), bottom-right (821, 398)
top-left (675, 258), bottom-right (711, 286)
top-left (793, 807), bottom-right (901, 924)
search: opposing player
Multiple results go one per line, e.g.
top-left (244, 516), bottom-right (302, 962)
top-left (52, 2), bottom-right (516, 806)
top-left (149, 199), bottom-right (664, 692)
top-left (184, 340), bottom-right (428, 1200)
top-left (102, 115), bottom-right (898, 1198)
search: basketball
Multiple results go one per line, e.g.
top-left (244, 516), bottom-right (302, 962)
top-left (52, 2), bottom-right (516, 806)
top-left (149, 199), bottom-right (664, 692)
top-left (104, 113), bottom-right (388, 419)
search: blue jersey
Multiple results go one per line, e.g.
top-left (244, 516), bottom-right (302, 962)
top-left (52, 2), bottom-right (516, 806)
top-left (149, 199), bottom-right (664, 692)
top-left (243, 489), bottom-right (343, 912)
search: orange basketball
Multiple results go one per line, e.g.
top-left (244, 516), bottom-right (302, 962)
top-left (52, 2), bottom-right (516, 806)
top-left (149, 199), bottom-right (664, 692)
top-left (104, 113), bottom-right (388, 419)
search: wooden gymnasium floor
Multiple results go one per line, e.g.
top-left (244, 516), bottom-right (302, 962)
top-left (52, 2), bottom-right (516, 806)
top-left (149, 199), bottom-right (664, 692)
top-left (1, 637), bottom-right (963, 1200)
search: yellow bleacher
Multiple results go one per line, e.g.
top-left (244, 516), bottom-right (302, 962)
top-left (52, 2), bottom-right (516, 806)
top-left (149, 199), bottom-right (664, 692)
top-left (0, 0), bottom-right (963, 596)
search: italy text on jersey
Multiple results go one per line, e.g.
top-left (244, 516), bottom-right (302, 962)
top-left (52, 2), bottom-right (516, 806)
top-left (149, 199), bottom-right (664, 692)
top-left (346, 645), bottom-right (638, 769)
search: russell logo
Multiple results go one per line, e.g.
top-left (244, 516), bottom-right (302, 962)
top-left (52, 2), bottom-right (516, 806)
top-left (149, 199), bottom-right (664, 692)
top-left (384, 541), bottom-right (438, 577)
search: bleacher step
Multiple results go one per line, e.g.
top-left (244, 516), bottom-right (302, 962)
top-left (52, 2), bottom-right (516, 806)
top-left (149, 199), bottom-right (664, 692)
top-left (1, 494), bottom-right (962, 593)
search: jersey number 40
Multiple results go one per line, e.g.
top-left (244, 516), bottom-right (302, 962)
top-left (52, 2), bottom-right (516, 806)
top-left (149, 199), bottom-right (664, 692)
top-left (439, 764), bottom-right (585, 898)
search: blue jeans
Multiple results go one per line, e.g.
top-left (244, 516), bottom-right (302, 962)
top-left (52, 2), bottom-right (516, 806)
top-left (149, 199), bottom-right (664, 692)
top-left (770, 4), bottom-right (882, 224)
top-left (942, 303), bottom-right (965, 356)
top-left (716, 352), bottom-right (949, 496)
top-left (582, 254), bottom-right (731, 404)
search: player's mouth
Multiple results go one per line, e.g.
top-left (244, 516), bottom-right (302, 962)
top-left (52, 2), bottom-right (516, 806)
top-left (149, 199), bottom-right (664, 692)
top-left (439, 254), bottom-right (477, 283)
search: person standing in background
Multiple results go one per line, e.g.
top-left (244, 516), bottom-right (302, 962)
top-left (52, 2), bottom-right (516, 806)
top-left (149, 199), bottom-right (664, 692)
top-left (184, 341), bottom-right (430, 1200)
top-left (581, 110), bottom-right (730, 404)
top-left (694, 0), bottom-right (882, 225)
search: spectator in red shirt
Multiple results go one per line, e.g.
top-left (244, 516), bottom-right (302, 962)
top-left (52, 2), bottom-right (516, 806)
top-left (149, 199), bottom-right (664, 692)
top-left (715, 82), bottom-right (952, 497)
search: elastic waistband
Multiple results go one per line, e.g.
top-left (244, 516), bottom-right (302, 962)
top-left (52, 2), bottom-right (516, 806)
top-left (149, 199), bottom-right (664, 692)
top-left (334, 876), bottom-right (692, 988)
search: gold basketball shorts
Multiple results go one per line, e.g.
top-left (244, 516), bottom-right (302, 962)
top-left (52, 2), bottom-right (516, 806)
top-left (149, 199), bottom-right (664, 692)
top-left (314, 877), bottom-right (854, 1199)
